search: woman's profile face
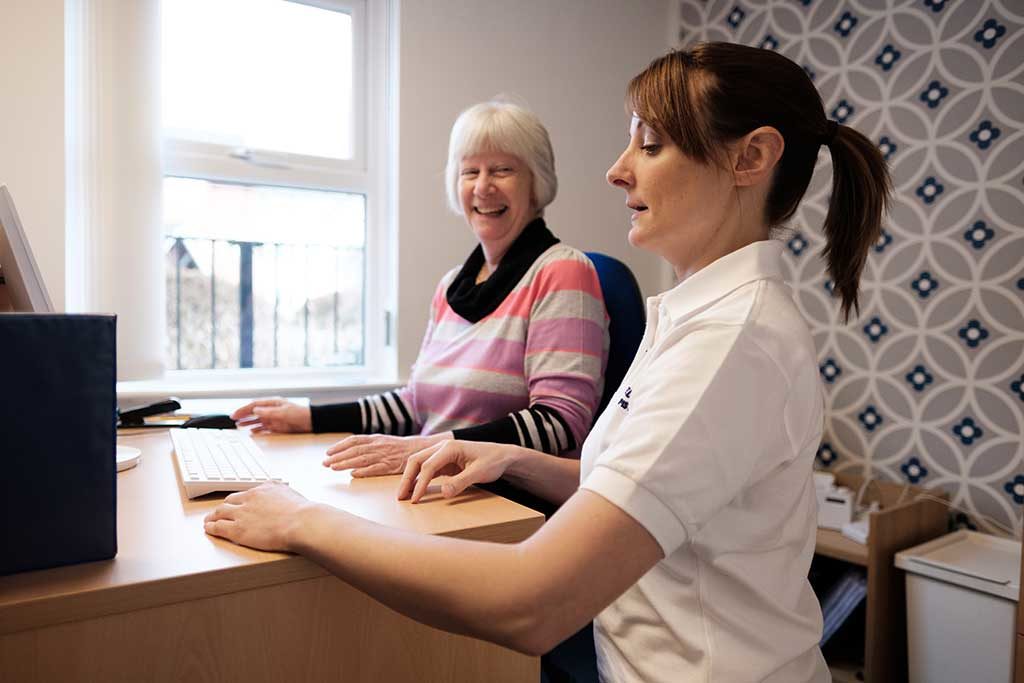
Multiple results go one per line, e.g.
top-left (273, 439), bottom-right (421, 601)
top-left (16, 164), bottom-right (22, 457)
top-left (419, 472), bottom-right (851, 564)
top-left (459, 151), bottom-right (536, 250)
top-left (606, 116), bottom-right (735, 278)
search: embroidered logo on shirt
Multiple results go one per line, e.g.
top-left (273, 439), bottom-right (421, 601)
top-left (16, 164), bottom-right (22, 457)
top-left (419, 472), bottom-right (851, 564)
top-left (618, 386), bottom-right (632, 411)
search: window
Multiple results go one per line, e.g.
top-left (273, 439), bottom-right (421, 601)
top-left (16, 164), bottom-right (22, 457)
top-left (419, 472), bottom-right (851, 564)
top-left (160, 0), bottom-right (392, 375)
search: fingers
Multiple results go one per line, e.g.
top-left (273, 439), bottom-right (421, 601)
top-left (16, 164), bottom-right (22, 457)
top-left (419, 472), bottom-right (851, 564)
top-left (324, 449), bottom-right (375, 471)
top-left (323, 439), bottom-right (386, 469)
top-left (203, 502), bottom-right (241, 540)
top-left (203, 518), bottom-right (239, 540)
top-left (352, 461), bottom-right (399, 478)
top-left (437, 469), bottom-right (475, 500)
top-left (205, 501), bottom-right (242, 520)
top-left (397, 441), bottom-right (447, 500)
top-left (409, 442), bottom-right (462, 503)
top-left (325, 434), bottom-right (372, 456)
top-left (230, 397), bottom-right (285, 420)
top-left (249, 406), bottom-right (294, 433)
top-left (223, 489), bottom-right (251, 504)
top-left (233, 406), bottom-right (286, 432)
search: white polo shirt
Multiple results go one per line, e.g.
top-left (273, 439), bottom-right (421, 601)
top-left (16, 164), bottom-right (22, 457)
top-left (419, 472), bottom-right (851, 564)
top-left (580, 240), bottom-right (829, 683)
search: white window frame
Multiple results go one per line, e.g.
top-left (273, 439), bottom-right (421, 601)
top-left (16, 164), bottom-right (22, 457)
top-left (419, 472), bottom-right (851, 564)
top-left (159, 0), bottom-right (396, 388)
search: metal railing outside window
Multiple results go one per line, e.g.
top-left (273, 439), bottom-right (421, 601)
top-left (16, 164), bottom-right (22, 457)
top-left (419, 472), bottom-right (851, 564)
top-left (165, 236), bottom-right (364, 371)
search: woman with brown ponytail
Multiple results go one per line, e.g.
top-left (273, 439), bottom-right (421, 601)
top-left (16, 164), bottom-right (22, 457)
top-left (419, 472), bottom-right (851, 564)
top-left (204, 43), bottom-right (891, 683)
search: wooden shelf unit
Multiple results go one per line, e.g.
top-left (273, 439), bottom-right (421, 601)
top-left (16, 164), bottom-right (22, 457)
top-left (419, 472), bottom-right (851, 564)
top-left (814, 471), bottom-right (948, 683)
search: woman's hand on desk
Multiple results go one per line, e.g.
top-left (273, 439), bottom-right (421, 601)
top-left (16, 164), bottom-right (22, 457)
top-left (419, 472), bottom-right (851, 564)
top-left (397, 440), bottom-right (517, 503)
top-left (204, 482), bottom-right (317, 552)
top-left (231, 398), bottom-right (312, 433)
top-left (323, 432), bottom-right (454, 477)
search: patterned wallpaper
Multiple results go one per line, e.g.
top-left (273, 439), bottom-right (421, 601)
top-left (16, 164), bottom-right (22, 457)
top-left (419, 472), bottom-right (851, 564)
top-left (676, 0), bottom-right (1024, 535)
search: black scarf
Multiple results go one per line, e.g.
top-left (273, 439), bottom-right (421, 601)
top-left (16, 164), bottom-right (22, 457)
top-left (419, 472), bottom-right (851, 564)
top-left (446, 218), bottom-right (560, 323)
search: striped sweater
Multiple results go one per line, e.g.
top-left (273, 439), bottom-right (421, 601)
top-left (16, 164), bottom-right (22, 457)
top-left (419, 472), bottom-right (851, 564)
top-left (312, 243), bottom-right (608, 455)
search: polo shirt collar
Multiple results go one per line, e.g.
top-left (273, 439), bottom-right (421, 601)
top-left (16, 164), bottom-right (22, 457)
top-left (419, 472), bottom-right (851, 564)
top-left (658, 240), bottom-right (786, 321)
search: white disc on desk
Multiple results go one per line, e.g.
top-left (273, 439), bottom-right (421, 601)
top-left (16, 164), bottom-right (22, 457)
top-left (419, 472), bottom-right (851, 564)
top-left (116, 445), bottom-right (142, 472)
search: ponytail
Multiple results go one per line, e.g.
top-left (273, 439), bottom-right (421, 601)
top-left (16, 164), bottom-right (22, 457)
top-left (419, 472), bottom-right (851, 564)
top-left (629, 43), bottom-right (893, 322)
top-left (820, 124), bottom-right (892, 322)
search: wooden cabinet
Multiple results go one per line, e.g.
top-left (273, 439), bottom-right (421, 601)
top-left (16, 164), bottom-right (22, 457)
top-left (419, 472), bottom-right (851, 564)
top-left (815, 472), bottom-right (947, 682)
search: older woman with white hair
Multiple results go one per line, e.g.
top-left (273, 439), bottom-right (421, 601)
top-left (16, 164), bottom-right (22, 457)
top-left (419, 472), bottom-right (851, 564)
top-left (232, 101), bottom-right (608, 478)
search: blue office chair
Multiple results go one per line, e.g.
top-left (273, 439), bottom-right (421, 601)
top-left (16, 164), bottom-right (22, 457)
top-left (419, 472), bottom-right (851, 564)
top-left (585, 252), bottom-right (646, 420)
top-left (540, 253), bottom-right (645, 683)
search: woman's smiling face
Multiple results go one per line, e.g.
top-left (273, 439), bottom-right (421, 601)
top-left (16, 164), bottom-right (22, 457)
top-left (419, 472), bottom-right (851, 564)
top-left (459, 151), bottom-right (536, 253)
top-left (606, 115), bottom-right (736, 278)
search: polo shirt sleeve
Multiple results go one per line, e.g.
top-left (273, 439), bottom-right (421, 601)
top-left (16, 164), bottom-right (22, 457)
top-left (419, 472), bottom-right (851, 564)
top-left (580, 322), bottom-right (792, 557)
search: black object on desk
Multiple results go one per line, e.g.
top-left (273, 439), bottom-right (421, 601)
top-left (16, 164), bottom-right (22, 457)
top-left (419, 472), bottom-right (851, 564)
top-left (0, 313), bottom-right (118, 575)
top-left (117, 398), bottom-right (181, 427)
top-left (181, 414), bottom-right (236, 429)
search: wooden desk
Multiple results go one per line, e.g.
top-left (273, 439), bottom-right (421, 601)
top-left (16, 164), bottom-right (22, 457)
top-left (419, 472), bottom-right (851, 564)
top-left (0, 431), bottom-right (544, 682)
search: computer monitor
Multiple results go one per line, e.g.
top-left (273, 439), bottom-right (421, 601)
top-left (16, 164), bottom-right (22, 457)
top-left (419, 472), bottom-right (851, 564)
top-left (0, 185), bottom-right (54, 313)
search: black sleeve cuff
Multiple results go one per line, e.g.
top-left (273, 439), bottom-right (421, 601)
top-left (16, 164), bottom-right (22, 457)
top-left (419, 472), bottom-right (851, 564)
top-left (452, 416), bottom-right (520, 445)
top-left (310, 401), bottom-right (363, 433)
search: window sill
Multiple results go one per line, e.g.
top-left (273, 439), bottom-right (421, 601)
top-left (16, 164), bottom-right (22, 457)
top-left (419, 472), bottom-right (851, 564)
top-left (117, 370), bottom-right (401, 405)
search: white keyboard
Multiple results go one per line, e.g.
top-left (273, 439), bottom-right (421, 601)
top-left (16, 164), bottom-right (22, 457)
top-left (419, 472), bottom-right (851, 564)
top-left (169, 428), bottom-right (284, 499)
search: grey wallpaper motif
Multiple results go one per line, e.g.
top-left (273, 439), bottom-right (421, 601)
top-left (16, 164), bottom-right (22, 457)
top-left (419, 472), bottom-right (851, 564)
top-left (677, 0), bottom-right (1024, 534)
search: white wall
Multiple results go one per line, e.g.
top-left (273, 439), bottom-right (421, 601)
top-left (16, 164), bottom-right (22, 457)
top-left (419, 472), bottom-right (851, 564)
top-left (2, 0), bottom-right (671, 386)
top-left (0, 0), bottom-right (65, 311)
top-left (396, 0), bottom-right (670, 375)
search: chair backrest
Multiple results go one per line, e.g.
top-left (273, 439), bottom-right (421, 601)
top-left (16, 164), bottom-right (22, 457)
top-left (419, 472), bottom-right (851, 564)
top-left (585, 252), bottom-right (645, 419)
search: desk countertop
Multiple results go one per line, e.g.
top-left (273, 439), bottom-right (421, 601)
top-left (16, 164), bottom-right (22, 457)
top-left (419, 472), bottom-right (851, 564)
top-left (0, 431), bottom-right (544, 635)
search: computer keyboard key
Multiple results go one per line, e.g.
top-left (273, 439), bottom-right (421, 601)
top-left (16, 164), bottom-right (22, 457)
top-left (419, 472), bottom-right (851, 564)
top-left (169, 428), bottom-right (284, 499)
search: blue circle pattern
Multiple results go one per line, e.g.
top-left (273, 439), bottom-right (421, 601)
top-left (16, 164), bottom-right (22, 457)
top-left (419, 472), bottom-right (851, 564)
top-left (911, 271), bottom-right (939, 299)
top-left (975, 19), bottom-right (1006, 49)
top-left (901, 457), bottom-right (929, 483)
top-left (1011, 375), bottom-right (1024, 402)
top-left (859, 405), bottom-right (882, 432)
top-left (787, 232), bottom-right (808, 256)
top-left (916, 177), bottom-right (944, 204)
top-left (953, 417), bottom-right (984, 445)
top-left (969, 121), bottom-right (1001, 150)
top-left (878, 136), bottom-right (897, 161)
top-left (760, 34), bottom-right (779, 51)
top-left (964, 221), bottom-right (994, 249)
top-left (820, 358), bottom-right (841, 383)
top-left (920, 80), bottom-right (949, 109)
top-left (876, 44), bottom-right (901, 71)
top-left (817, 443), bottom-right (838, 468)
top-left (863, 316), bottom-right (888, 342)
top-left (906, 365), bottom-right (934, 392)
top-left (835, 12), bottom-right (857, 38)
top-left (678, 0), bottom-right (1024, 540)
top-left (727, 6), bottom-right (744, 29)
top-left (953, 513), bottom-right (979, 531)
top-left (1004, 475), bottom-right (1024, 505)
top-left (874, 229), bottom-right (893, 253)
top-left (958, 319), bottom-right (989, 348)
top-left (831, 99), bottom-right (854, 123)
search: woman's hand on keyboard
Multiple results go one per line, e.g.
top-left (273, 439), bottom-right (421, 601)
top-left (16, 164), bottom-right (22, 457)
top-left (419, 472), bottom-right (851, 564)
top-left (231, 398), bottom-right (313, 433)
top-left (204, 482), bottom-right (313, 552)
top-left (323, 432), bottom-right (454, 477)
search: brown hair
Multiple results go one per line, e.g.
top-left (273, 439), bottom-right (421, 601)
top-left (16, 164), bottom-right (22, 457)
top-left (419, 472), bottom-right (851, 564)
top-left (628, 42), bottom-right (892, 321)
